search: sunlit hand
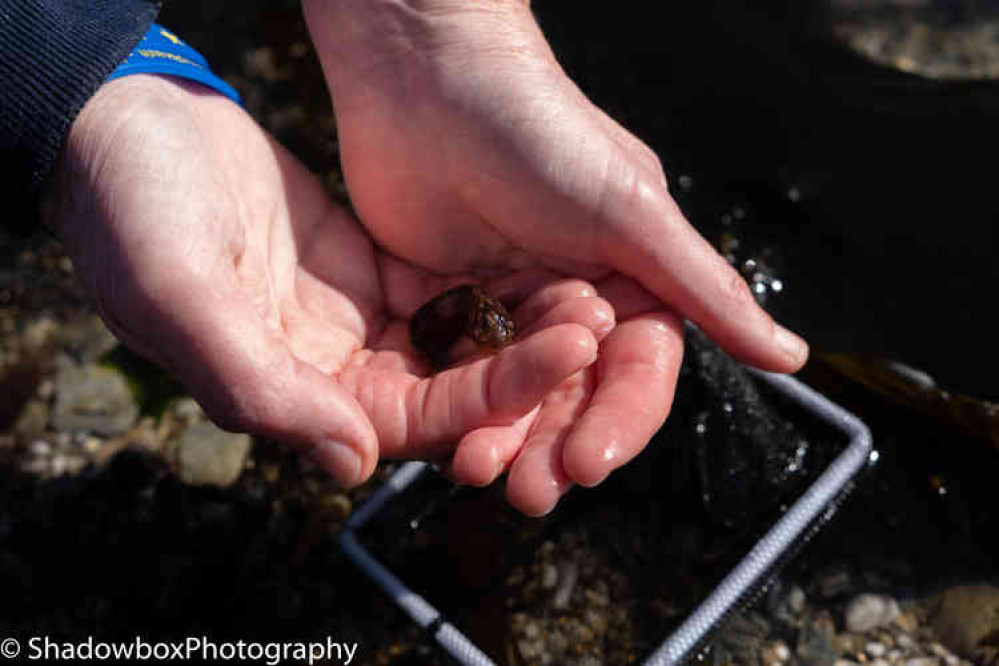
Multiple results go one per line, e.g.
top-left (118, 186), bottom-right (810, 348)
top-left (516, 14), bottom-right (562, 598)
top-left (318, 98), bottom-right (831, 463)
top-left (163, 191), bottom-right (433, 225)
top-left (43, 75), bottom-right (609, 493)
top-left (303, 0), bottom-right (809, 513)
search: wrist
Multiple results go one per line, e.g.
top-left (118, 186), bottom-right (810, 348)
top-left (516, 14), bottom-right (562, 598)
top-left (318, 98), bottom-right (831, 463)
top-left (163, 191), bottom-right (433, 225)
top-left (302, 0), bottom-right (540, 95)
top-left (40, 75), bottom-right (197, 240)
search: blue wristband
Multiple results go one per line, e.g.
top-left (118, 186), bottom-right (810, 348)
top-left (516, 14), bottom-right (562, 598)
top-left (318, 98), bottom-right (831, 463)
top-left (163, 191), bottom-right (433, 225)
top-left (106, 24), bottom-right (242, 106)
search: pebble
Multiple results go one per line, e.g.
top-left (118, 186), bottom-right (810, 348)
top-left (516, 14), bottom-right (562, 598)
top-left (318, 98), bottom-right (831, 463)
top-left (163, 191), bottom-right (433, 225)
top-left (896, 635), bottom-right (917, 651)
top-left (787, 586), bottom-right (807, 615)
top-left (51, 453), bottom-right (86, 477)
top-left (81, 437), bottom-right (103, 455)
top-left (175, 421), bottom-right (252, 488)
top-left (540, 563), bottom-right (558, 589)
top-left (21, 316), bottom-right (59, 351)
top-left (14, 400), bottom-right (49, 442)
top-left (925, 643), bottom-right (959, 666)
top-left (772, 584), bottom-right (808, 626)
top-left (61, 315), bottom-right (117, 363)
top-left (902, 658), bottom-right (939, 666)
top-left (29, 440), bottom-right (52, 456)
top-left (52, 363), bottom-right (138, 436)
top-left (868, 642), bottom-right (888, 658)
top-left (318, 493), bottom-right (352, 522)
top-left (926, 585), bottom-right (999, 666)
top-left (835, 632), bottom-right (865, 655)
top-left (797, 615), bottom-right (837, 666)
top-left (894, 611), bottom-right (920, 633)
top-left (36, 378), bottom-right (54, 400)
top-left (171, 397), bottom-right (205, 424)
top-left (762, 640), bottom-right (791, 664)
top-left (552, 560), bottom-right (578, 610)
top-left (845, 594), bottom-right (902, 633)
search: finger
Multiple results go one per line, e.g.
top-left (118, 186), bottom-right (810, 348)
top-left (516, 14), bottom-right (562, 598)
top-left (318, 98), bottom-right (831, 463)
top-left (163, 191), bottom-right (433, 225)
top-left (583, 105), bottom-right (809, 372)
top-left (600, 190), bottom-right (808, 372)
top-left (344, 323), bottom-right (597, 459)
top-left (519, 296), bottom-right (615, 342)
top-left (447, 409), bottom-right (537, 487)
top-left (504, 369), bottom-right (595, 516)
top-left (562, 311), bottom-right (684, 487)
top-left (136, 273), bottom-right (379, 488)
top-left (593, 273), bottom-right (663, 320)
top-left (512, 278), bottom-right (596, 324)
top-left (589, 103), bottom-right (665, 179)
top-left (513, 278), bottom-right (615, 342)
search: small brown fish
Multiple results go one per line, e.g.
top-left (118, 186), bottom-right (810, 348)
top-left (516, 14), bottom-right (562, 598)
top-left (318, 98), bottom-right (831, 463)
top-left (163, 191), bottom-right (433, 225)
top-left (410, 285), bottom-right (516, 367)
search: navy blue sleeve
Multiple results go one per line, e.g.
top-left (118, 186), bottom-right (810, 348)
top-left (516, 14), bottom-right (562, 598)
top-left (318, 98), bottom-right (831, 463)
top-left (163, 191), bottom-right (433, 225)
top-left (0, 0), bottom-right (161, 236)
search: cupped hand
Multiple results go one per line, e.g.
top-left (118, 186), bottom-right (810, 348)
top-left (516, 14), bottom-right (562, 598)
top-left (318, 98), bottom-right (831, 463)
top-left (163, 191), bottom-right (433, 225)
top-left (303, 0), bottom-right (808, 511)
top-left (42, 74), bottom-right (607, 496)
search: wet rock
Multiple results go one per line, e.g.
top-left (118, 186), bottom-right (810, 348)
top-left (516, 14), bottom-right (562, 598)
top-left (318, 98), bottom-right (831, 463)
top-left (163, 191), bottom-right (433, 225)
top-left (552, 559), bottom-right (578, 610)
top-left (844, 594), bottom-right (901, 633)
top-left (926, 585), bottom-right (999, 666)
top-left (52, 362), bottom-right (138, 436)
top-left (771, 583), bottom-right (809, 628)
top-left (797, 614), bottom-right (837, 666)
top-left (866, 641), bottom-right (888, 658)
top-left (51, 453), bottom-right (86, 477)
top-left (720, 613), bottom-right (770, 666)
top-left (930, 642), bottom-right (960, 666)
top-left (29, 440), bottom-right (51, 457)
top-left (894, 610), bottom-right (920, 633)
top-left (316, 493), bottom-right (352, 522)
top-left (175, 421), bottom-right (251, 488)
top-left (61, 315), bottom-right (117, 363)
top-left (540, 563), bottom-right (558, 590)
top-left (13, 399), bottom-right (49, 442)
top-left (762, 639), bottom-right (792, 665)
top-left (81, 437), bottom-right (102, 455)
top-left (787, 586), bottom-right (807, 616)
top-left (902, 659), bottom-right (939, 666)
top-left (170, 397), bottom-right (204, 425)
top-left (834, 632), bottom-right (865, 657)
top-left (36, 378), bottom-right (54, 400)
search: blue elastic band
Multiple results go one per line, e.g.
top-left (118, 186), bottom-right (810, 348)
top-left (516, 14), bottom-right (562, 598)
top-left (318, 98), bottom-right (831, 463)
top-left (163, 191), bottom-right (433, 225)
top-left (106, 24), bottom-right (242, 106)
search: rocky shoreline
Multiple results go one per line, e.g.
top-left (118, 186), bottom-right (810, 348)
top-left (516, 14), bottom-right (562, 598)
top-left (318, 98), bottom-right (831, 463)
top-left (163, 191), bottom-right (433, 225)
top-left (3, 2), bottom-right (997, 663)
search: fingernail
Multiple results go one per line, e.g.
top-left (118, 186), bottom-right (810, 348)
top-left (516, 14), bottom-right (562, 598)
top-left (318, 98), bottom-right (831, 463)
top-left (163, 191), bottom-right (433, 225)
top-left (775, 325), bottom-right (809, 365)
top-left (314, 440), bottom-right (361, 486)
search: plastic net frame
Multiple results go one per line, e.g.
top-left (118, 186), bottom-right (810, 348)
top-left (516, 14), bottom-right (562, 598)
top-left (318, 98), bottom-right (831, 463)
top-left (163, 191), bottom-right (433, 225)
top-left (340, 369), bottom-right (873, 666)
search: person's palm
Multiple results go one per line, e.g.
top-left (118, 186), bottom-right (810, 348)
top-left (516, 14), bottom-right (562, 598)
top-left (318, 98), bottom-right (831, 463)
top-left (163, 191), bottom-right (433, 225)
top-left (303, 1), bottom-right (805, 511)
top-left (46, 75), bottom-right (604, 502)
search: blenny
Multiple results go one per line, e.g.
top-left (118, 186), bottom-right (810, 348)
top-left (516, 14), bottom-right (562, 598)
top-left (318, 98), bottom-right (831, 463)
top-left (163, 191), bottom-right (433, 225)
top-left (410, 285), bottom-right (516, 367)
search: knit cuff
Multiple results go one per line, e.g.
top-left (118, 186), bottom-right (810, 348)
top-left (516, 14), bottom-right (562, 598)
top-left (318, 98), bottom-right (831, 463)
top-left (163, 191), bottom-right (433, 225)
top-left (0, 0), bottom-right (161, 236)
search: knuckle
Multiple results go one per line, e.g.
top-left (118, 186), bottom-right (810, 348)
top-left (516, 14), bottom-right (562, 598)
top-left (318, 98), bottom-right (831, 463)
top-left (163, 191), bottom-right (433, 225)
top-left (642, 144), bottom-right (665, 174)
top-left (721, 264), bottom-right (759, 311)
top-left (609, 164), bottom-right (665, 225)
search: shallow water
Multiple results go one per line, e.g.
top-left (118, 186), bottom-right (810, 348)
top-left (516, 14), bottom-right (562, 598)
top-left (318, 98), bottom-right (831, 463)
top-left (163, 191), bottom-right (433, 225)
top-left (532, 1), bottom-right (999, 400)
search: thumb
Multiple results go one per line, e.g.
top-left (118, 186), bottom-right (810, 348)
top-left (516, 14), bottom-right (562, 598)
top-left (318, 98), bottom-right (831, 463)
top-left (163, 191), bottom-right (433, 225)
top-left (115, 271), bottom-right (379, 487)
